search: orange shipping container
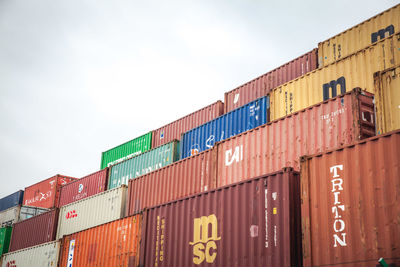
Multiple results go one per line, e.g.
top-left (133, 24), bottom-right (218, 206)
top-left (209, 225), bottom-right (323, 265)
top-left (59, 214), bottom-right (143, 267)
top-left (301, 130), bottom-right (400, 267)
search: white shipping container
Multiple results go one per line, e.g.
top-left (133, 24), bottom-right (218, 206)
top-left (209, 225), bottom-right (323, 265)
top-left (19, 206), bottom-right (49, 221)
top-left (56, 185), bottom-right (127, 239)
top-left (0, 206), bottom-right (20, 227)
top-left (0, 241), bottom-right (60, 267)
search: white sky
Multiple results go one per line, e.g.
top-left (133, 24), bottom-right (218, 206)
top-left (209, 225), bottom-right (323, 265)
top-left (0, 0), bottom-right (398, 197)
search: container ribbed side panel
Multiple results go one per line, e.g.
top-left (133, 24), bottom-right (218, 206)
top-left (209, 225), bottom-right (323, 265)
top-left (0, 191), bottom-right (23, 212)
top-left (217, 89), bottom-right (375, 187)
top-left (269, 34), bottom-right (400, 121)
top-left (301, 130), bottom-right (400, 267)
top-left (152, 101), bottom-right (224, 148)
top-left (0, 206), bottom-right (20, 227)
top-left (224, 49), bottom-right (317, 113)
top-left (140, 170), bottom-right (301, 267)
top-left (127, 149), bottom-right (217, 216)
top-left (0, 227), bottom-right (12, 257)
top-left (59, 215), bottom-right (142, 267)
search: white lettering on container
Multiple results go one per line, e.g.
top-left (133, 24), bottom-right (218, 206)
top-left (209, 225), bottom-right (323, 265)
top-left (225, 145), bottom-right (243, 166)
top-left (330, 164), bottom-right (347, 247)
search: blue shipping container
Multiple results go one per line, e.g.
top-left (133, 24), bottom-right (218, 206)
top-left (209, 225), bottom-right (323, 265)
top-left (180, 96), bottom-right (269, 159)
top-left (0, 191), bottom-right (24, 212)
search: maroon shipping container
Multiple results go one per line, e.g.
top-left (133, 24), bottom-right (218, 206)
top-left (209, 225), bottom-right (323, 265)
top-left (301, 130), bottom-right (400, 267)
top-left (217, 88), bottom-right (375, 187)
top-left (9, 209), bottom-right (59, 252)
top-left (58, 168), bottom-right (108, 207)
top-left (224, 49), bottom-right (318, 113)
top-left (139, 169), bottom-right (301, 267)
top-left (152, 101), bottom-right (224, 148)
top-left (23, 174), bottom-right (77, 209)
top-left (127, 149), bottom-right (217, 216)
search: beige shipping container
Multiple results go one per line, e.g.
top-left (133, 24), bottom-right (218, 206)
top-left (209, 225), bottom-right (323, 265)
top-left (374, 65), bottom-right (400, 134)
top-left (0, 241), bottom-right (60, 267)
top-left (0, 206), bottom-right (20, 227)
top-left (318, 4), bottom-right (400, 67)
top-left (269, 33), bottom-right (400, 121)
top-left (56, 185), bottom-right (127, 240)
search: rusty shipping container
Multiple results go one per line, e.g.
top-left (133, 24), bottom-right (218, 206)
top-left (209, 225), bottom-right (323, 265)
top-left (318, 4), bottom-right (400, 67)
top-left (139, 169), bottom-right (301, 267)
top-left (152, 101), bottom-right (224, 148)
top-left (58, 168), bottom-right (108, 207)
top-left (59, 214), bottom-right (143, 267)
top-left (374, 65), bottom-right (400, 135)
top-left (224, 49), bottom-right (318, 113)
top-left (269, 33), bottom-right (400, 121)
top-left (301, 130), bottom-right (400, 267)
top-left (217, 89), bottom-right (375, 187)
top-left (23, 174), bottom-right (77, 209)
top-left (1, 241), bottom-right (60, 267)
top-left (57, 185), bottom-right (127, 239)
top-left (127, 149), bottom-right (217, 216)
top-left (8, 209), bottom-right (58, 252)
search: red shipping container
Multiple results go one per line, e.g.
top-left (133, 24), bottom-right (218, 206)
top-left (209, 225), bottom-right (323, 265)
top-left (152, 101), bottom-right (224, 148)
top-left (58, 168), bottom-right (108, 207)
top-left (224, 49), bottom-right (318, 113)
top-left (23, 175), bottom-right (77, 209)
top-left (301, 130), bottom-right (400, 267)
top-left (127, 149), bottom-right (217, 216)
top-left (217, 88), bottom-right (375, 187)
top-left (140, 169), bottom-right (301, 267)
top-left (9, 209), bottom-right (59, 252)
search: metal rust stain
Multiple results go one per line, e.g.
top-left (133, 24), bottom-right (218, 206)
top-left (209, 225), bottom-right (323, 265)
top-left (300, 130), bottom-right (400, 267)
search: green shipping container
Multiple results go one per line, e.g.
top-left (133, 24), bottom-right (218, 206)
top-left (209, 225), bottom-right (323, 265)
top-left (108, 140), bottom-right (180, 189)
top-left (0, 226), bottom-right (12, 256)
top-left (100, 132), bottom-right (152, 169)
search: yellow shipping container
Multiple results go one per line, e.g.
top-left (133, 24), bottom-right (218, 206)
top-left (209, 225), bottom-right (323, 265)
top-left (318, 4), bottom-right (400, 67)
top-left (269, 33), bottom-right (400, 121)
top-left (374, 65), bottom-right (400, 134)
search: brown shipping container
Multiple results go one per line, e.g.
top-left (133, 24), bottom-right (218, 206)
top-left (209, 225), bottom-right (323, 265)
top-left (301, 130), bottom-right (400, 267)
top-left (152, 101), bottom-right (224, 148)
top-left (23, 174), bottom-right (77, 209)
top-left (59, 214), bottom-right (143, 267)
top-left (58, 168), bottom-right (108, 207)
top-left (127, 149), bottom-right (217, 216)
top-left (217, 89), bottom-right (375, 187)
top-left (224, 49), bottom-right (318, 113)
top-left (139, 169), bottom-right (301, 267)
top-left (9, 209), bottom-right (58, 252)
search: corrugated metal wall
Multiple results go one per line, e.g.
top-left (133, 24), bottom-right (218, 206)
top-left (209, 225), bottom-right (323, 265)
top-left (152, 101), bottom-right (224, 148)
top-left (301, 130), bottom-right (400, 267)
top-left (224, 49), bottom-right (318, 113)
top-left (108, 141), bottom-right (180, 189)
top-left (269, 34), bottom-right (400, 121)
top-left (0, 191), bottom-right (23, 212)
top-left (0, 206), bottom-right (20, 227)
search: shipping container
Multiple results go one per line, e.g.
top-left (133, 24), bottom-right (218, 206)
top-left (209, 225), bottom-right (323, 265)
top-left (0, 191), bottom-right (23, 212)
top-left (224, 49), bottom-right (318, 113)
top-left (127, 148), bottom-right (217, 216)
top-left (0, 206), bottom-right (20, 227)
top-left (374, 65), bottom-right (400, 135)
top-left (23, 174), bottom-right (77, 209)
top-left (59, 214), bottom-right (143, 267)
top-left (301, 130), bottom-right (400, 267)
top-left (0, 227), bottom-right (12, 257)
top-left (58, 168), bottom-right (109, 207)
top-left (1, 241), bottom-right (60, 267)
top-left (9, 209), bottom-right (58, 252)
top-left (139, 169), bottom-right (301, 267)
top-left (19, 206), bottom-right (48, 221)
top-left (152, 101), bottom-right (224, 148)
top-left (101, 132), bottom-right (152, 169)
top-left (109, 141), bottom-right (180, 190)
top-left (180, 96), bottom-right (269, 159)
top-left (217, 89), bottom-right (375, 187)
top-left (57, 185), bottom-right (127, 240)
top-left (269, 33), bottom-right (400, 121)
top-left (318, 4), bottom-right (400, 67)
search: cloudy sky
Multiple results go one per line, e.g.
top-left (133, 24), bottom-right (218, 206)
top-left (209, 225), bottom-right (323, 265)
top-left (0, 0), bottom-right (397, 197)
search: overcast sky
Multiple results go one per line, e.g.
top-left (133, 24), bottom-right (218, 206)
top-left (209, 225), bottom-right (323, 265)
top-left (0, 0), bottom-right (397, 197)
